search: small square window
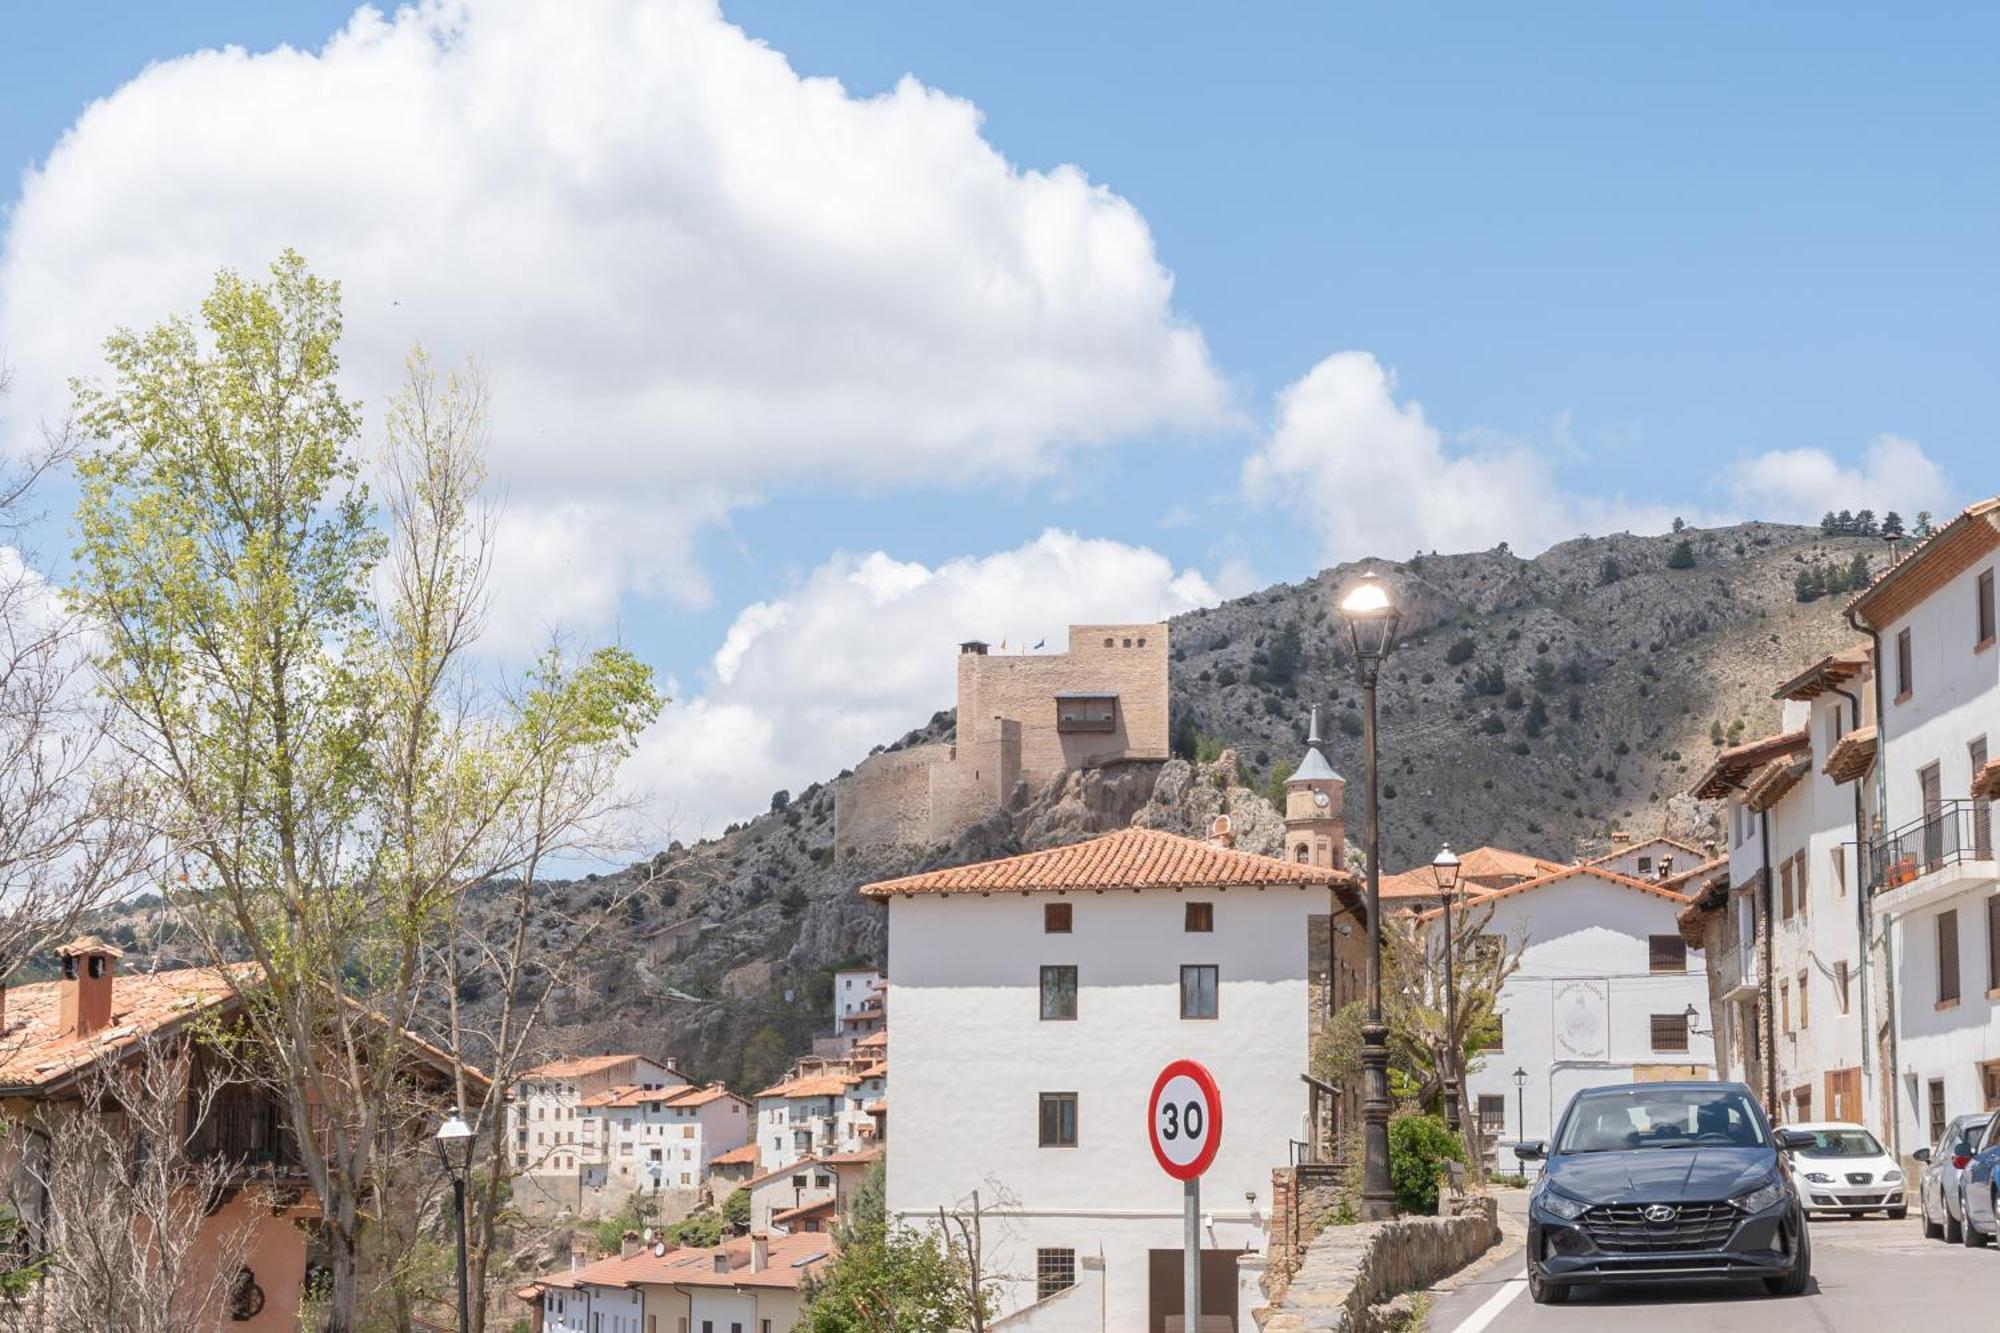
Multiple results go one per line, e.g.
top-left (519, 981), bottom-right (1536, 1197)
top-left (1044, 902), bottom-right (1072, 933)
top-left (1036, 1249), bottom-right (1077, 1301)
top-left (1650, 1013), bottom-right (1690, 1053)
top-left (1040, 965), bottom-right (1078, 1020)
top-left (1180, 965), bottom-right (1219, 1020)
top-left (1185, 902), bottom-right (1213, 933)
top-left (1039, 1092), bottom-right (1078, 1147)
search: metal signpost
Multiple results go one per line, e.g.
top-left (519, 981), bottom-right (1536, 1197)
top-left (1149, 1059), bottom-right (1222, 1333)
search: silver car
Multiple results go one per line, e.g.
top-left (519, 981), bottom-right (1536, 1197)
top-left (1916, 1111), bottom-right (1994, 1243)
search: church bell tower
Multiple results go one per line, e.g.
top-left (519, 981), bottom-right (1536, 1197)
top-left (1284, 706), bottom-right (1346, 868)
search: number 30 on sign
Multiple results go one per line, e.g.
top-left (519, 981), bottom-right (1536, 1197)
top-left (1147, 1058), bottom-right (1222, 1180)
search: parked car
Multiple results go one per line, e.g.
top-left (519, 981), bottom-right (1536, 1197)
top-left (1517, 1081), bottom-right (1814, 1305)
top-left (1957, 1112), bottom-right (2000, 1247)
top-left (1916, 1111), bottom-right (1993, 1244)
top-left (1788, 1121), bottom-right (1906, 1218)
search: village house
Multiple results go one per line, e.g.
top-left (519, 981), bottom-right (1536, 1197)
top-left (0, 935), bottom-right (475, 1331)
top-left (578, 1082), bottom-right (753, 1197)
top-left (744, 1147), bottom-right (880, 1235)
top-left (1845, 500), bottom-right (2000, 1156)
top-left (862, 772), bottom-right (1367, 1333)
top-left (1582, 833), bottom-right (1715, 885)
top-left (752, 1068), bottom-right (858, 1171)
top-left (1683, 647), bottom-right (1878, 1131)
top-left (523, 1229), bottom-right (835, 1333)
top-left (1417, 866), bottom-right (1716, 1161)
top-left (512, 1053), bottom-right (685, 1214)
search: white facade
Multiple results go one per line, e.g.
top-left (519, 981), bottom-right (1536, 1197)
top-left (883, 884), bottom-right (1324, 1331)
top-left (1588, 837), bottom-right (1706, 883)
top-left (512, 1055), bottom-right (685, 1177)
top-left (1449, 870), bottom-right (1716, 1159)
top-left (834, 968), bottom-right (886, 1026)
top-left (1860, 533), bottom-right (2000, 1158)
top-left (592, 1087), bottom-right (754, 1193)
top-left (542, 1281), bottom-right (643, 1333)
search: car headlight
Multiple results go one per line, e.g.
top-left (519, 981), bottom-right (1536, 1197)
top-left (1882, 1169), bottom-right (1902, 1184)
top-left (1733, 1178), bottom-right (1787, 1213)
top-left (1536, 1189), bottom-right (1590, 1221)
top-left (1803, 1172), bottom-right (1833, 1184)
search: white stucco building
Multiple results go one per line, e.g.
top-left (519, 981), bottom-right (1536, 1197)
top-left (513, 1054), bottom-right (685, 1181)
top-left (529, 1231), bottom-right (832, 1333)
top-left (1423, 866), bottom-right (1716, 1160)
top-left (862, 824), bottom-right (1364, 1332)
top-left (1847, 501), bottom-right (2000, 1157)
top-left (578, 1082), bottom-right (753, 1195)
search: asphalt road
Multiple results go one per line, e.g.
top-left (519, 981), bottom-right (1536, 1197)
top-left (1427, 1206), bottom-right (2000, 1332)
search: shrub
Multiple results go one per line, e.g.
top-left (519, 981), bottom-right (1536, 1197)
top-left (1444, 636), bottom-right (1476, 665)
top-left (723, 1187), bottom-right (752, 1233)
top-left (1388, 1113), bottom-right (1466, 1215)
top-left (1666, 540), bottom-right (1696, 569)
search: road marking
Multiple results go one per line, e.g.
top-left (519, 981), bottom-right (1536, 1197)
top-left (1446, 1271), bottom-right (1527, 1333)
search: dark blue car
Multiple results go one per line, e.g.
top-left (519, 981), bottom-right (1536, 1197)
top-left (1961, 1110), bottom-right (2000, 1246)
top-left (1516, 1081), bottom-right (1815, 1305)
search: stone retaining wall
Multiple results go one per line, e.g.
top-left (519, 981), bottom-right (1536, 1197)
top-left (1255, 1197), bottom-right (1499, 1332)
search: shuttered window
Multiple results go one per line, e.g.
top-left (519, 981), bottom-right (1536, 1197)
top-left (1648, 935), bottom-right (1687, 974)
top-left (1938, 909), bottom-right (1961, 1004)
top-left (1650, 1013), bottom-right (1689, 1053)
top-left (1979, 568), bottom-right (1996, 646)
top-left (1987, 895), bottom-right (2000, 993)
top-left (1897, 627), bottom-right (1914, 698)
top-left (1780, 860), bottom-right (1794, 919)
top-left (1795, 851), bottom-right (1808, 915)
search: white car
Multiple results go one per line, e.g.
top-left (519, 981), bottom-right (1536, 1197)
top-left (1788, 1120), bottom-right (1906, 1218)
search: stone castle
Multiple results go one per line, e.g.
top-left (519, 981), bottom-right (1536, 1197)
top-left (834, 624), bottom-right (1171, 858)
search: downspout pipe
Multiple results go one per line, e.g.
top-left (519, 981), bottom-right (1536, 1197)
top-left (1758, 806), bottom-right (1778, 1115)
top-left (1845, 602), bottom-right (1897, 1158)
top-left (1828, 679), bottom-right (1871, 1092)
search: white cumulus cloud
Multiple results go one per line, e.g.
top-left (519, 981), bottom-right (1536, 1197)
top-left (0, 0), bottom-right (1228, 641)
top-left (1720, 434), bottom-right (1953, 526)
top-left (1243, 351), bottom-right (1693, 564)
top-left (621, 529), bottom-right (1218, 838)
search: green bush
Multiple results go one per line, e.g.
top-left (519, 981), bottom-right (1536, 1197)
top-left (1388, 1113), bottom-right (1466, 1215)
top-left (722, 1187), bottom-right (752, 1233)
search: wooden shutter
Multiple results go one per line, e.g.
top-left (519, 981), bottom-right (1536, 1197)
top-left (1648, 934), bottom-right (1687, 973)
top-left (1650, 1013), bottom-right (1689, 1053)
top-left (1987, 895), bottom-right (2000, 993)
top-left (1780, 860), bottom-right (1793, 919)
top-left (1938, 909), bottom-right (1961, 1004)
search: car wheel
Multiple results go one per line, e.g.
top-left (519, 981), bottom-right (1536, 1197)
top-left (1964, 1190), bottom-right (1992, 1248)
top-left (1528, 1265), bottom-right (1571, 1305)
top-left (1764, 1217), bottom-right (1812, 1297)
top-left (1888, 1207), bottom-right (1908, 1220)
top-left (1945, 1200), bottom-right (1965, 1245)
top-left (1922, 1190), bottom-right (1945, 1240)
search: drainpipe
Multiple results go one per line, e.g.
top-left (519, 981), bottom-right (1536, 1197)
top-left (1845, 604), bottom-right (1899, 1160)
top-left (1829, 679), bottom-right (1873, 1104)
top-left (1756, 806), bottom-right (1779, 1114)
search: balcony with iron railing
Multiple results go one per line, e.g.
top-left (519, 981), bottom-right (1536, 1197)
top-left (184, 1097), bottom-right (311, 1179)
top-left (1856, 799), bottom-right (1997, 912)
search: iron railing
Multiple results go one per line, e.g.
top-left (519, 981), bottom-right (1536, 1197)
top-left (185, 1098), bottom-right (308, 1175)
top-left (1859, 799), bottom-right (1996, 895)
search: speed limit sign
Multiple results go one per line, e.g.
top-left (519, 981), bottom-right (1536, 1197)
top-left (1148, 1058), bottom-right (1222, 1180)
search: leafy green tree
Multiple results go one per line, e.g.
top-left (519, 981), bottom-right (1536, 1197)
top-left (70, 255), bottom-right (662, 1331)
top-left (1265, 759), bottom-right (1296, 807)
top-left (797, 1162), bottom-right (991, 1331)
top-left (723, 1187), bottom-right (753, 1234)
top-left (1665, 540), bottom-right (1696, 569)
top-left (1444, 635), bottom-right (1477, 665)
top-left (1388, 1114), bottom-right (1468, 1214)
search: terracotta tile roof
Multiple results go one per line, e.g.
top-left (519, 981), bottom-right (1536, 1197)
top-left (1690, 728), bottom-right (1809, 799)
top-left (772, 1198), bottom-right (836, 1226)
top-left (854, 1031), bottom-right (887, 1049)
top-left (521, 1233), bottom-right (838, 1299)
top-left (1848, 498), bottom-right (2000, 629)
top-left (1744, 756), bottom-right (1811, 813)
top-left (0, 962), bottom-right (262, 1092)
top-left (858, 826), bottom-right (1360, 899)
top-left (1660, 855), bottom-right (1727, 895)
top-left (1378, 846), bottom-right (1568, 901)
top-left (1972, 759), bottom-right (2000, 801)
top-left (1581, 836), bottom-right (1708, 869)
top-left (754, 1074), bottom-right (855, 1100)
top-left (817, 1148), bottom-right (883, 1166)
top-left (520, 1053), bottom-right (653, 1081)
top-left (708, 1143), bottom-right (760, 1167)
top-left (669, 1083), bottom-right (742, 1108)
top-left (1414, 865), bottom-right (1689, 924)
top-left (1772, 646), bottom-right (1871, 702)
top-left (1822, 725), bottom-right (1877, 785)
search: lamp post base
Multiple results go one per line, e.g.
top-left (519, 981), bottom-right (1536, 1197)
top-left (1359, 1020), bottom-right (1395, 1220)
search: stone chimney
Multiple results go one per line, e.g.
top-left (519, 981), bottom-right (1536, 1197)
top-left (569, 1234), bottom-right (588, 1271)
top-left (56, 936), bottom-right (122, 1039)
top-left (620, 1229), bottom-right (641, 1260)
top-left (1207, 814), bottom-right (1234, 849)
top-left (750, 1231), bottom-right (769, 1274)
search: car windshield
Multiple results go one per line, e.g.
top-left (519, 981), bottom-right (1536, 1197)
top-left (1798, 1129), bottom-right (1883, 1157)
top-left (1555, 1087), bottom-right (1766, 1153)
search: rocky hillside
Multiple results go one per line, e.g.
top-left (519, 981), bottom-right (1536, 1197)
top-left (76, 520), bottom-right (1883, 1088)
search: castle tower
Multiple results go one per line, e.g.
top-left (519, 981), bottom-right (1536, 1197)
top-left (1284, 706), bottom-right (1346, 868)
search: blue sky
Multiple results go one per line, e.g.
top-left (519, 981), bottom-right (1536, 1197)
top-left (2, 1), bottom-right (1992, 835)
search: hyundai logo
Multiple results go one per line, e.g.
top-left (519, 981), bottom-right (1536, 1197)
top-left (1643, 1204), bottom-right (1678, 1223)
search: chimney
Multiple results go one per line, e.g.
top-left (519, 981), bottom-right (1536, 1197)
top-left (750, 1232), bottom-right (770, 1274)
top-left (1658, 854), bottom-right (1675, 883)
top-left (1208, 814), bottom-right (1234, 849)
top-left (620, 1229), bottom-right (641, 1260)
top-left (569, 1234), bottom-right (588, 1271)
top-left (57, 936), bottom-right (122, 1039)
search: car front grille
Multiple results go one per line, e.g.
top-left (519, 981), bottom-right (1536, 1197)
top-left (1580, 1201), bottom-right (1741, 1253)
top-left (1846, 1173), bottom-right (1873, 1185)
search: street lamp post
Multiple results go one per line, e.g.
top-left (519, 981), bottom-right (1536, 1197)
top-left (1431, 845), bottom-right (1463, 1135)
top-left (1512, 1066), bottom-right (1527, 1146)
top-left (435, 1107), bottom-right (476, 1332)
top-left (1339, 570), bottom-right (1402, 1221)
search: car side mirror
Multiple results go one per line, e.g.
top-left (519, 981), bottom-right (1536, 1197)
top-left (1776, 1130), bottom-right (1817, 1152)
top-left (1912, 1147), bottom-right (1932, 1164)
top-left (1514, 1140), bottom-right (1547, 1162)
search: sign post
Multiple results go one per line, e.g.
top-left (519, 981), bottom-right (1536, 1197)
top-left (1149, 1059), bottom-right (1222, 1333)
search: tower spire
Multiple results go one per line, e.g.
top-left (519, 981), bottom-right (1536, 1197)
top-left (1308, 704), bottom-right (1322, 747)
